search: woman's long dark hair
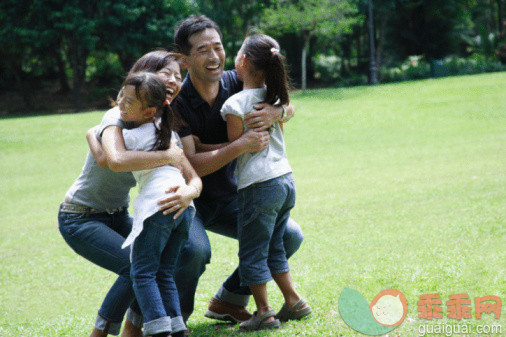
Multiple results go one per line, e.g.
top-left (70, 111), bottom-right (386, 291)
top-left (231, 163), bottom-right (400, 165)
top-left (122, 72), bottom-right (174, 151)
top-left (128, 50), bottom-right (181, 76)
top-left (242, 34), bottom-right (290, 106)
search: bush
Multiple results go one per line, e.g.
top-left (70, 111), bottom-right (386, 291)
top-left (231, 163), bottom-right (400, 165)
top-left (380, 55), bottom-right (506, 83)
top-left (380, 55), bottom-right (430, 83)
top-left (313, 55), bottom-right (342, 83)
top-left (86, 52), bottom-right (125, 86)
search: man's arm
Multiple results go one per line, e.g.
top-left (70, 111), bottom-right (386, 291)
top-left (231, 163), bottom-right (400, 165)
top-left (244, 102), bottom-right (295, 130)
top-left (180, 129), bottom-right (269, 177)
top-left (101, 126), bottom-right (184, 172)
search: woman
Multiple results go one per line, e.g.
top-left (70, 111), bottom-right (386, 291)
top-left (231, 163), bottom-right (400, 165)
top-left (58, 50), bottom-right (186, 337)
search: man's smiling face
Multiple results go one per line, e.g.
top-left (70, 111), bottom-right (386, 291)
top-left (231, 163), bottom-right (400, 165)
top-left (187, 28), bottom-right (226, 84)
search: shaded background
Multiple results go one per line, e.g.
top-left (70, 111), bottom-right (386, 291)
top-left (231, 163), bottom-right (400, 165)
top-left (0, 0), bottom-right (505, 114)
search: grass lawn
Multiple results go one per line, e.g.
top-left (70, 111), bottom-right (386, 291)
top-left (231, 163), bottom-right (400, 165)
top-left (0, 72), bottom-right (505, 336)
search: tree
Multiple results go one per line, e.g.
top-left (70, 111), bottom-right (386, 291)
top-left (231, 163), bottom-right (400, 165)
top-left (385, 0), bottom-right (472, 60)
top-left (0, 0), bottom-right (193, 112)
top-left (261, 0), bottom-right (359, 91)
top-left (367, 0), bottom-right (378, 83)
top-left (194, 0), bottom-right (270, 68)
top-left (97, 0), bottom-right (192, 71)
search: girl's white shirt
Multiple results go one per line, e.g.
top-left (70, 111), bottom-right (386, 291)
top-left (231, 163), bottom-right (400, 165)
top-left (121, 121), bottom-right (194, 249)
top-left (220, 88), bottom-right (292, 190)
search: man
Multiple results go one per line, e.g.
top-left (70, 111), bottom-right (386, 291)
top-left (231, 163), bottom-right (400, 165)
top-left (169, 15), bottom-right (304, 324)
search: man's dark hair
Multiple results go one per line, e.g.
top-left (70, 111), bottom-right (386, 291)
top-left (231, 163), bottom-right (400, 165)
top-left (174, 15), bottom-right (222, 55)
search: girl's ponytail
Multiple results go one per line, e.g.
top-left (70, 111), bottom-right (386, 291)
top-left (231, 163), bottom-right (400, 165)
top-left (153, 102), bottom-right (173, 151)
top-left (265, 50), bottom-right (290, 106)
top-left (243, 34), bottom-right (291, 106)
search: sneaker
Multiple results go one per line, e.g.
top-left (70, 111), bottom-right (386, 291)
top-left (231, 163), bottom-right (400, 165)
top-left (204, 297), bottom-right (253, 323)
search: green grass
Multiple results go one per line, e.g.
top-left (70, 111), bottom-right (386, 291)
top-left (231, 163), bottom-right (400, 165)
top-left (1, 72), bottom-right (505, 336)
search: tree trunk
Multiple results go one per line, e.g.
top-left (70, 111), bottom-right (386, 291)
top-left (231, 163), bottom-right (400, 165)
top-left (498, 0), bottom-right (504, 35)
top-left (68, 43), bottom-right (89, 112)
top-left (376, 8), bottom-right (388, 81)
top-left (301, 32), bottom-right (310, 91)
top-left (368, 0), bottom-right (378, 84)
top-left (13, 66), bottom-right (35, 111)
top-left (54, 47), bottom-right (70, 94)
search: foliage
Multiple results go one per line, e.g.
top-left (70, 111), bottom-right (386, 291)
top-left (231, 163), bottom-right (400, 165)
top-left (96, 0), bottom-right (192, 70)
top-left (384, 0), bottom-right (473, 60)
top-left (261, 0), bottom-right (359, 89)
top-left (1, 0), bottom-right (505, 113)
top-left (194, 0), bottom-right (270, 68)
top-left (379, 54), bottom-right (506, 83)
top-left (0, 0), bottom-right (192, 111)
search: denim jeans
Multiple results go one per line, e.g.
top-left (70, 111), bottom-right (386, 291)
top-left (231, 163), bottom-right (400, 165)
top-left (238, 174), bottom-right (296, 286)
top-left (131, 210), bottom-right (191, 335)
top-left (174, 186), bottom-right (304, 320)
top-left (58, 209), bottom-right (141, 335)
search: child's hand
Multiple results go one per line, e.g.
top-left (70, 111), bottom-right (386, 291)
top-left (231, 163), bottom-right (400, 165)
top-left (164, 139), bottom-right (184, 170)
top-left (238, 129), bottom-right (270, 153)
top-left (192, 135), bottom-right (202, 151)
top-left (158, 184), bottom-right (199, 219)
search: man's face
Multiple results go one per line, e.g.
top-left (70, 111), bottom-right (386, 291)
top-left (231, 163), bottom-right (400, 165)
top-left (186, 28), bottom-right (225, 84)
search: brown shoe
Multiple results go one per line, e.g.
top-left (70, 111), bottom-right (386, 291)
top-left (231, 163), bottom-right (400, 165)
top-left (204, 297), bottom-right (253, 323)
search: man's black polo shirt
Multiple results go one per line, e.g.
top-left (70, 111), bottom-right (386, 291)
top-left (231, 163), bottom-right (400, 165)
top-left (176, 70), bottom-right (243, 203)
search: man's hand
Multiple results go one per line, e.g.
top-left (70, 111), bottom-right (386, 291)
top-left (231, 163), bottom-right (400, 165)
top-left (245, 102), bottom-right (281, 131)
top-left (237, 129), bottom-right (270, 153)
top-left (165, 139), bottom-right (184, 170)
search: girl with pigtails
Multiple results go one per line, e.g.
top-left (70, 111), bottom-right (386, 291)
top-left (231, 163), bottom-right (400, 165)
top-left (116, 71), bottom-right (201, 337)
top-left (220, 33), bottom-right (312, 331)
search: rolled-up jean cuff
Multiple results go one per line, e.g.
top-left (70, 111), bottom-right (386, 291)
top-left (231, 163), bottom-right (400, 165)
top-left (270, 267), bottom-right (290, 275)
top-left (143, 316), bottom-right (171, 336)
top-left (94, 314), bottom-right (122, 335)
top-left (126, 308), bottom-right (143, 328)
top-left (171, 316), bottom-right (186, 333)
top-left (215, 285), bottom-right (249, 307)
top-left (240, 275), bottom-right (273, 288)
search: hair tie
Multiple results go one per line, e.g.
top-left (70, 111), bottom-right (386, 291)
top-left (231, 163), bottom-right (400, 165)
top-left (270, 47), bottom-right (280, 55)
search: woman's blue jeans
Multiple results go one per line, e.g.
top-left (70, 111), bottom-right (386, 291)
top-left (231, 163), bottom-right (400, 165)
top-left (174, 194), bottom-right (304, 321)
top-left (130, 210), bottom-right (191, 335)
top-left (58, 209), bottom-right (141, 335)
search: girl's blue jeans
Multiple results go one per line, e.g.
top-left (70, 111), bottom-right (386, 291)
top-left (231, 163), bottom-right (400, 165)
top-left (174, 189), bottom-right (304, 320)
top-left (58, 209), bottom-right (142, 335)
top-left (237, 173), bottom-right (296, 286)
top-left (131, 210), bottom-right (192, 336)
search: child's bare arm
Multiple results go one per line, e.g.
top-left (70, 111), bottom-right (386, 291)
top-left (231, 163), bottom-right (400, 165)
top-left (101, 126), bottom-right (184, 172)
top-left (192, 135), bottom-right (230, 153)
top-left (226, 114), bottom-right (245, 142)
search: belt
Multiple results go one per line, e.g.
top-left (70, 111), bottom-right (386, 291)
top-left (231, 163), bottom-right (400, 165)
top-left (59, 202), bottom-right (126, 215)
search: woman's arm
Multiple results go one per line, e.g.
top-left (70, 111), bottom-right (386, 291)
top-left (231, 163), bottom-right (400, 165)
top-left (86, 126), bottom-right (108, 168)
top-left (101, 126), bottom-right (184, 172)
top-left (244, 102), bottom-right (295, 130)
